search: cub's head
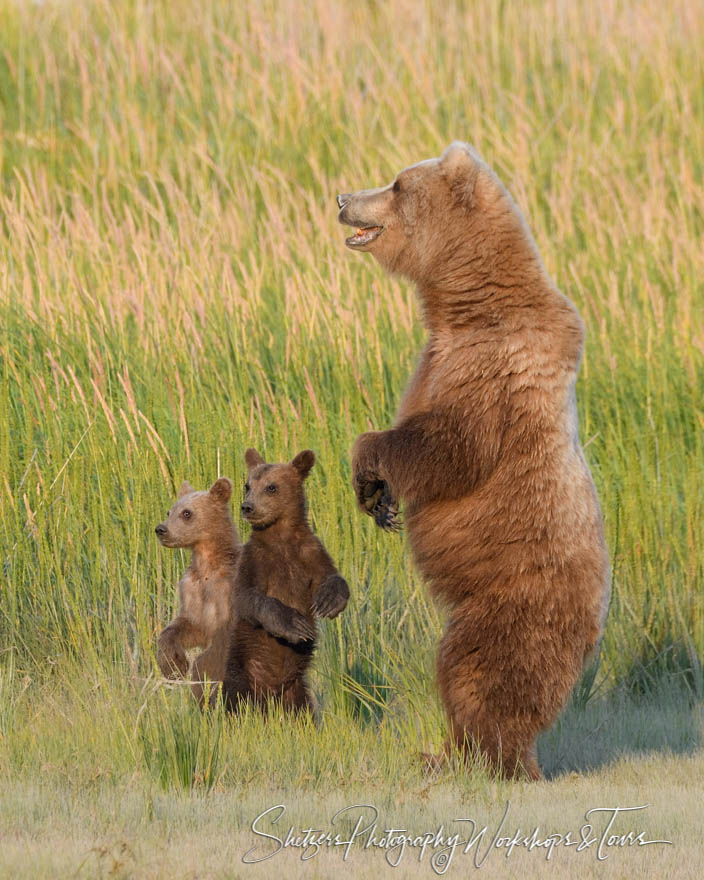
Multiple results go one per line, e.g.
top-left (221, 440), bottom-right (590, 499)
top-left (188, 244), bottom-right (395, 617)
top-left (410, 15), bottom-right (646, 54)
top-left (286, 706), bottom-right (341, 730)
top-left (337, 142), bottom-right (497, 284)
top-left (155, 478), bottom-right (233, 548)
top-left (240, 448), bottom-right (315, 530)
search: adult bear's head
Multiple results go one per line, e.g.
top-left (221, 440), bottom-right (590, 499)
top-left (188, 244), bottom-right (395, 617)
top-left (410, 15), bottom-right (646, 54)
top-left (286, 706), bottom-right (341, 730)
top-left (337, 142), bottom-right (544, 304)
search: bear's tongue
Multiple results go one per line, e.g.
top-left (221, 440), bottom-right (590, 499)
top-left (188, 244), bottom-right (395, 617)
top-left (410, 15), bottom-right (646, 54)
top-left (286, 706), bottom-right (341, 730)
top-left (347, 226), bottom-right (382, 247)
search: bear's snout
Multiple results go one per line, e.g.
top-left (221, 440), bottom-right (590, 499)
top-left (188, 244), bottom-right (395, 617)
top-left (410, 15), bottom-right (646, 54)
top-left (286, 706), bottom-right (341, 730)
top-left (155, 523), bottom-right (167, 537)
top-left (336, 193), bottom-right (350, 209)
top-left (241, 502), bottom-right (255, 516)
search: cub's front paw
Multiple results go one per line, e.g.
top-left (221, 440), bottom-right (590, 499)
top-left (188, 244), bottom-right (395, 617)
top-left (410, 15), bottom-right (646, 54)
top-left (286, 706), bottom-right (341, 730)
top-left (312, 575), bottom-right (350, 619)
top-left (157, 639), bottom-right (189, 679)
top-left (280, 608), bottom-right (317, 644)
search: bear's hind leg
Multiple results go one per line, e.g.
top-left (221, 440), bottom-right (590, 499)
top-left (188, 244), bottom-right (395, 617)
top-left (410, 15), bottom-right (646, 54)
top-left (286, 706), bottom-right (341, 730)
top-left (191, 626), bottom-right (230, 706)
top-left (282, 677), bottom-right (314, 717)
top-left (437, 620), bottom-right (545, 781)
top-left (445, 706), bottom-right (543, 781)
top-left (222, 666), bottom-right (253, 714)
top-left (157, 616), bottom-right (208, 679)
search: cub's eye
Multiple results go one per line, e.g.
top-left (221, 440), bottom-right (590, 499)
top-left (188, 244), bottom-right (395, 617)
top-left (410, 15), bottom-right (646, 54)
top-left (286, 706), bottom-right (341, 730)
top-left (265, 484), bottom-right (277, 494)
top-left (181, 509), bottom-right (192, 519)
top-left (244, 483), bottom-right (250, 492)
top-left (392, 179), bottom-right (401, 193)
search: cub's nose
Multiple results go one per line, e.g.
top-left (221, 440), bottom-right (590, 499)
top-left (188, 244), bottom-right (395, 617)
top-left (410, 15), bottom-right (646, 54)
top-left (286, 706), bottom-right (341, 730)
top-left (337, 193), bottom-right (350, 209)
top-left (155, 524), bottom-right (167, 537)
top-left (241, 502), bottom-right (254, 516)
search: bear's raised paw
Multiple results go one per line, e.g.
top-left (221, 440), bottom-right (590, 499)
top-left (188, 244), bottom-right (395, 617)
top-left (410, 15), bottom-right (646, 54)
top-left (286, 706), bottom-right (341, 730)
top-left (371, 484), bottom-right (402, 533)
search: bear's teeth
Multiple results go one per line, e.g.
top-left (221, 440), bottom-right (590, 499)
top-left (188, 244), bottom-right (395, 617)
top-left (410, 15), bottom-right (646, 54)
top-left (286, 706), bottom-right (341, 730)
top-left (356, 228), bottom-right (363, 236)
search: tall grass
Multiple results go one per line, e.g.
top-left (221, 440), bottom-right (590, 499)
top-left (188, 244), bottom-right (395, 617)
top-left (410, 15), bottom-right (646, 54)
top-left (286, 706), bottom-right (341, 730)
top-left (0, 0), bottom-right (702, 816)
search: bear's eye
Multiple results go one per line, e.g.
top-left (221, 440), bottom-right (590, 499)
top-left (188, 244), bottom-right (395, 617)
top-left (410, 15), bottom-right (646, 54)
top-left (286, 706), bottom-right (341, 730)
top-left (181, 509), bottom-right (192, 519)
top-left (392, 179), bottom-right (401, 194)
top-left (265, 484), bottom-right (277, 494)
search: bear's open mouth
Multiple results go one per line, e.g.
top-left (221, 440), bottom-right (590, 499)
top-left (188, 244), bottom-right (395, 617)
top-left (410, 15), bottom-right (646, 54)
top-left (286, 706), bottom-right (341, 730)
top-left (344, 225), bottom-right (383, 249)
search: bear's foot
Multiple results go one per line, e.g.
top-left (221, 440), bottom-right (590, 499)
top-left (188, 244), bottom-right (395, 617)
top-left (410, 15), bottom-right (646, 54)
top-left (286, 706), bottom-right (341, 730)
top-left (419, 750), bottom-right (447, 777)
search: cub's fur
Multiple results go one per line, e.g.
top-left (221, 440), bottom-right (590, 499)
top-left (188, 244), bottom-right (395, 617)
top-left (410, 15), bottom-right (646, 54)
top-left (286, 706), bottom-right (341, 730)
top-left (155, 478), bottom-right (240, 702)
top-left (222, 449), bottom-right (349, 713)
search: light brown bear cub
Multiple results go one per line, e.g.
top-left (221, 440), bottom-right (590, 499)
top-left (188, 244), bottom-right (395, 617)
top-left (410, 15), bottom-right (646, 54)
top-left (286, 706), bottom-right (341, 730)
top-left (338, 142), bottom-right (610, 779)
top-left (222, 449), bottom-right (349, 713)
top-left (155, 478), bottom-right (240, 702)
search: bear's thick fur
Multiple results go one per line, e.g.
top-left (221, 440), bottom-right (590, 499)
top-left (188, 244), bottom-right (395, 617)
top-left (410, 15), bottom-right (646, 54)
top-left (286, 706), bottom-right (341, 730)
top-left (155, 477), bottom-right (240, 704)
top-left (222, 449), bottom-right (349, 713)
top-left (338, 143), bottom-right (610, 779)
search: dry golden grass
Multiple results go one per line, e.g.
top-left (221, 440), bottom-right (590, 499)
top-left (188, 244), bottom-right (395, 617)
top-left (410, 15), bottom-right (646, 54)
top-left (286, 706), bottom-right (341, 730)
top-left (1, 746), bottom-right (703, 878)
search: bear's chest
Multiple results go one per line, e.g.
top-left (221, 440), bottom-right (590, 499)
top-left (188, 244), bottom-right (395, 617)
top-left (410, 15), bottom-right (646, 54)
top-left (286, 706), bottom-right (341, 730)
top-left (179, 571), bottom-right (229, 632)
top-left (257, 551), bottom-right (313, 613)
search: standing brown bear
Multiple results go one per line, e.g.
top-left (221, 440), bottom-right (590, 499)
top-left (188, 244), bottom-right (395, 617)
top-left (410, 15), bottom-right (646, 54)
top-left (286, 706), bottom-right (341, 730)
top-left (337, 142), bottom-right (610, 779)
top-left (222, 449), bottom-right (349, 714)
top-left (155, 478), bottom-right (240, 703)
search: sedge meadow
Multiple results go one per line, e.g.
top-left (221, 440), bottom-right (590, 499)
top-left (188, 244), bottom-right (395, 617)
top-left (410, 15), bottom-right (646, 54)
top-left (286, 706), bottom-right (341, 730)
top-left (0, 0), bottom-right (703, 877)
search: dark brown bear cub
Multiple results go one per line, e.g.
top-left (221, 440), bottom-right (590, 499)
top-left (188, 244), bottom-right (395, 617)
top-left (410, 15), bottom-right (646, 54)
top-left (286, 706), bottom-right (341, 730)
top-left (222, 449), bottom-right (349, 713)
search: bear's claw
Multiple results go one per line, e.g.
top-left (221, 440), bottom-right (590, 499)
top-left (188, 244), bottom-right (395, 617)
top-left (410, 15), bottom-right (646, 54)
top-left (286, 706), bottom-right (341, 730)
top-left (285, 612), bottom-right (317, 643)
top-left (312, 575), bottom-right (350, 619)
top-left (354, 472), bottom-right (402, 532)
top-left (372, 487), bottom-right (402, 532)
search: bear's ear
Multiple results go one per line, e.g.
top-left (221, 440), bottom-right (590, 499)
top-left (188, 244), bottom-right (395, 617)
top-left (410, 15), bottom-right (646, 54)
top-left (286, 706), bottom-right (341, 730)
top-left (440, 142), bottom-right (480, 208)
top-left (209, 477), bottom-right (232, 504)
top-left (178, 480), bottom-right (195, 498)
top-left (245, 448), bottom-right (265, 470)
top-left (291, 449), bottom-right (315, 479)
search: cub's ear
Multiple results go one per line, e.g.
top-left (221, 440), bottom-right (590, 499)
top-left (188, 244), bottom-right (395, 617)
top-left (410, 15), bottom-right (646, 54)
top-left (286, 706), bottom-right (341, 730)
top-left (291, 449), bottom-right (315, 479)
top-left (439, 141), bottom-right (480, 207)
top-left (245, 448), bottom-right (265, 470)
top-left (209, 477), bottom-right (232, 504)
top-left (178, 480), bottom-right (195, 498)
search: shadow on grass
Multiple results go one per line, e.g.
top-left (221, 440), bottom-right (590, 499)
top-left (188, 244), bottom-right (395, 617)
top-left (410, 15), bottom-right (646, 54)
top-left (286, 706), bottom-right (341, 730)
top-left (540, 649), bottom-right (704, 778)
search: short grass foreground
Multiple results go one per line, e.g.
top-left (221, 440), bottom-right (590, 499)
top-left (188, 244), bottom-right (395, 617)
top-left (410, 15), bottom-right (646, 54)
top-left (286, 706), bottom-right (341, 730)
top-left (1, 0), bottom-right (703, 876)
